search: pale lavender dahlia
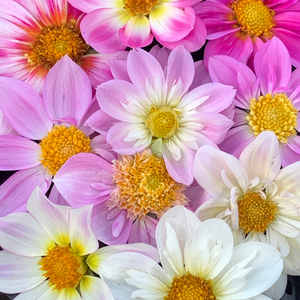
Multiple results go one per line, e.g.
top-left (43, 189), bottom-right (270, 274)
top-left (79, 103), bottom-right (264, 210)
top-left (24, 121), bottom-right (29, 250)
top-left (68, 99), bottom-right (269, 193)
top-left (68, 0), bottom-right (207, 52)
top-left (0, 56), bottom-right (114, 217)
top-left (209, 37), bottom-right (300, 166)
top-left (89, 45), bottom-right (235, 185)
top-left (0, 0), bottom-right (127, 92)
top-left (195, 0), bottom-right (300, 67)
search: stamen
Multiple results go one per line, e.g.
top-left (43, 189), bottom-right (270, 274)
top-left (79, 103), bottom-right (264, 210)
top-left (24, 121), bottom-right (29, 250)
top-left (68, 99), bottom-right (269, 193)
top-left (123, 0), bottom-right (159, 16)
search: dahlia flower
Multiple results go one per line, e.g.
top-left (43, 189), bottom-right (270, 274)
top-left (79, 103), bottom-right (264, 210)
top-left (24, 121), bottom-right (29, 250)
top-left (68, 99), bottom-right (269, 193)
top-left (0, 56), bottom-right (115, 217)
top-left (89, 45), bottom-right (235, 185)
top-left (194, 131), bottom-right (300, 275)
top-left (0, 187), bottom-right (109, 299)
top-left (53, 148), bottom-right (197, 245)
top-left (195, 0), bottom-right (300, 67)
top-left (98, 206), bottom-right (283, 300)
top-left (0, 0), bottom-right (127, 92)
top-left (209, 37), bottom-right (300, 166)
top-left (68, 0), bottom-right (207, 53)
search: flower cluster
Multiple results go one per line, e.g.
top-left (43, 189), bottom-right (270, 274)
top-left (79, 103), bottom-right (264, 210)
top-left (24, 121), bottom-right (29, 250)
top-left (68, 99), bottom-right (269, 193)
top-left (1, 0), bottom-right (300, 299)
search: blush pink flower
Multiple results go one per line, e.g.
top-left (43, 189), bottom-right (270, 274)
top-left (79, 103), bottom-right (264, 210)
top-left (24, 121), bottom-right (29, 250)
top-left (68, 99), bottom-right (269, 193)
top-left (0, 0), bottom-right (127, 92)
top-left (68, 0), bottom-right (207, 52)
top-left (88, 45), bottom-right (235, 185)
top-left (208, 37), bottom-right (300, 167)
top-left (0, 56), bottom-right (115, 217)
top-left (195, 0), bottom-right (300, 67)
top-left (53, 149), bottom-right (202, 246)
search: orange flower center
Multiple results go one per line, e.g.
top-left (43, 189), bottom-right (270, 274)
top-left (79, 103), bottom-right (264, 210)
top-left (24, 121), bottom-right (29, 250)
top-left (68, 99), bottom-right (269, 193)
top-left (238, 191), bottom-right (277, 234)
top-left (123, 0), bottom-right (159, 16)
top-left (29, 20), bottom-right (89, 68)
top-left (108, 150), bottom-right (188, 219)
top-left (39, 125), bottom-right (91, 176)
top-left (231, 0), bottom-right (274, 37)
top-left (39, 245), bottom-right (87, 291)
top-left (246, 93), bottom-right (298, 143)
top-left (165, 273), bottom-right (216, 300)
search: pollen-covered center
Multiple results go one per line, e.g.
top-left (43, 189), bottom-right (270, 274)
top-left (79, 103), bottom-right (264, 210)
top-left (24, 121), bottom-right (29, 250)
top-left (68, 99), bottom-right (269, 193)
top-left (165, 273), bottom-right (216, 300)
top-left (231, 0), bottom-right (274, 37)
top-left (108, 150), bottom-right (188, 219)
top-left (29, 20), bottom-right (89, 68)
top-left (246, 93), bottom-right (298, 143)
top-left (39, 245), bottom-right (87, 291)
top-left (39, 125), bottom-right (91, 176)
top-left (145, 106), bottom-right (179, 139)
top-left (238, 191), bottom-right (277, 234)
top-left (123, 0), bottom-right (159, 16)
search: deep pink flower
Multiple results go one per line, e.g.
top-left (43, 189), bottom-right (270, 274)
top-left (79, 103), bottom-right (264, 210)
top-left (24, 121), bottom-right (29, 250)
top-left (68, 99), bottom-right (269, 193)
top-left (0, 0), bottom-right (127, 92)
top-left (195, 0), bottom-right (300, 68)
top-left (208, 37), bottom-right (300, 166)
top-left (87, 45), bottom-right (235, 185)
top-left (68, 0), bottom-right (207, 52)
top-left (53, 149), bottom-right (203, 245)
top-left (0, 56), bottom-right (115, 217)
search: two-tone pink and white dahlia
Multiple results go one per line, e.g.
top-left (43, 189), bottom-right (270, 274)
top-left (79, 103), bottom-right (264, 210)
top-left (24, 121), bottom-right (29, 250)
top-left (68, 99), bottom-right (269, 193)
top-left (0, 0), bottom-right (127, 92)
top-left (0, 56), bottom-right (115, 217)
top-left (195, 0), bottom-right (300, 67)
top-left (68, 0), bottom-right (207, 52)
top-left (89, 45), bottom-right (235, 185)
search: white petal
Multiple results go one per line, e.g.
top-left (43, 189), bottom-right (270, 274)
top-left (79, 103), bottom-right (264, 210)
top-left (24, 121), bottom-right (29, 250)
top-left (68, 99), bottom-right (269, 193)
top-left (57, 288), bottom-right (81, 300)
top-left (263, 272), bottom-right (287, 300)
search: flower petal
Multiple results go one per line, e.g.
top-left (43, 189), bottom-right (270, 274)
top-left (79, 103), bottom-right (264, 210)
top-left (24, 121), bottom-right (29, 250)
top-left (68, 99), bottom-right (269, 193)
top-left (0, 76), bottom-right (52, 139)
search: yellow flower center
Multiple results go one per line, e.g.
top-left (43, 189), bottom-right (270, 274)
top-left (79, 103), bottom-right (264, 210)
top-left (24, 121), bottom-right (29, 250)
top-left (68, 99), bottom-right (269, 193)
top-left (29, 20), bottom-right (89, 68)
top-left (231, 0), bottom-right (274, 37)
top-left (246, 93), bottom-right (298, 143)
top-left (123, 0), bottom-right (159, 16)
top-left (39, 125), bottom-right (91, 176)
top-left (108, 151), bottom-right (188, 219)
top-left (165, 273), bottom-right (216, 300)
top-left (145, 106), bottom-right (179, 139)
top-left (238, 191), bottom-right (277, 234)
top-left (38, 245), bottom-right (87, 291)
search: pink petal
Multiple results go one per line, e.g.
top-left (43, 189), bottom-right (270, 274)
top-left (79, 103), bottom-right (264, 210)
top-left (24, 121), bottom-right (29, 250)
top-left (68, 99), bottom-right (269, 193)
top-left (0, 111), bottom-right (17, 135)
top-left (0, 212), bottom-right (54, 256)
top-left (80, 8), bottom-right (128, 53)
top-left (272, 27), bottom-right (300, 68)
top-left (166, 45), bottom-right (195, 96)
top-left (0, 165), bottom-right (52, 217)
top-left (197, 112), bottom-right (233, 144)
top-left (162, 143), bottom-right (195, 186)
top-left (150, 5), bottom-right (194, 42)
top-left (127, 48), bottom-right (165, 92)
top-left (53, 153), bottom-right (114, 208)
top-left (254, 37), bottom-right (291, 95)
top-left (189, 61), bottom-right (212, 90)
top-left (67, 0), bottom-right (106, 13)
top-left (280, 136), bottom-right (300, 167)
top-left (97, 79), bottom-right (146, 122)
top-left (92, 203), bottom-right (133, 245)
top-left (0, 250), bottom-right (44, 294)
top-left (119, 15), bottom-right (153, 48)
top-left (14, 0), bottom-right (67, 25)
top-left (0, 135), bottom-right (40, 170)
top-left (81, 51), bottom-right (128, 89)
top-left (107, 122), bottom-right (151, 155)
top-left (43, 55), bottom-right (93, 125)
top-left (90, 135), bottom-right (117, 162)
top-left (26, 187), bottom-right (70, 247)
top-left (48, 184), bottom-right (70, 206)
top-left (218, 125), bottom-right (255, 158)
top-left (149, 44), bottom-right (171, 70)
top-left (209, 55), bottom-right (259, 108)
top-left (204, 32), bottom-right (253, 68)
top-left (0, 77), bottom-right (52, 139)
top-left (156, 16), bottom-right (207, 52)
top-left (69, 205), bottom-right (99, 255)
top-left (110, 59), bottom-right (130, 81)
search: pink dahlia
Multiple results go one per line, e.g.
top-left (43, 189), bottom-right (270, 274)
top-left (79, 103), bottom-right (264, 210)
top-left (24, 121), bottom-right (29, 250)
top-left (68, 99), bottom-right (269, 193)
top-left (53, 149), bottom-right (197, 245)
top-left (88, 45), bottom-right (235, 185)
top-left (195, 0), bottom-right (300, 67)
top-left (0, 0), bottom-right (127, 92)
top-left (0, 56), bottom-right (115, 217)
top-left (68, 0), bottom-right (207, 52)
top-left (208, 37), bottom-right (300, 166)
